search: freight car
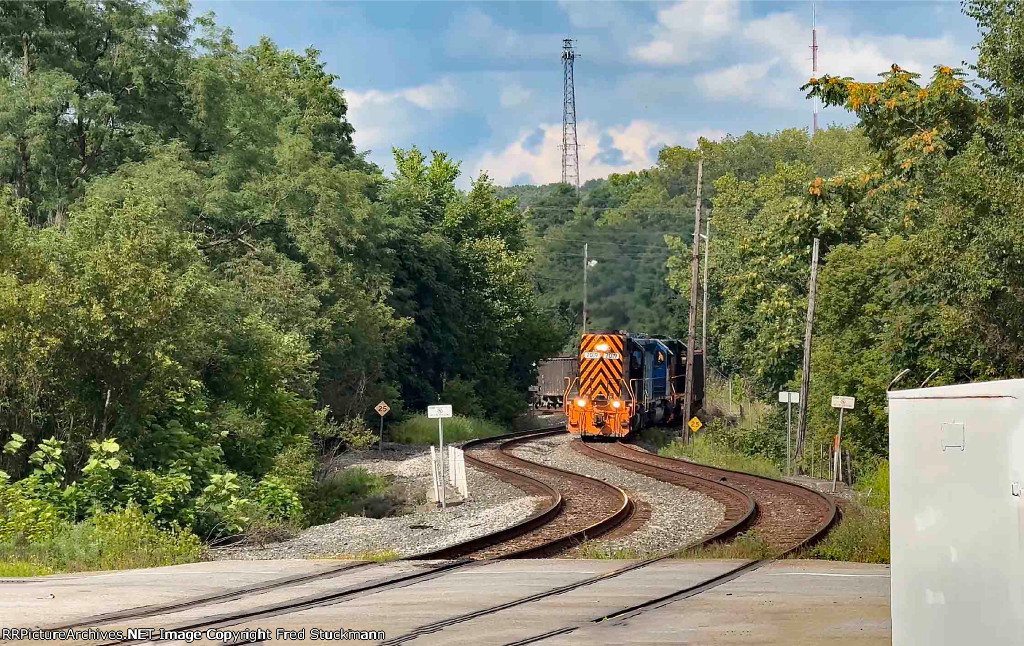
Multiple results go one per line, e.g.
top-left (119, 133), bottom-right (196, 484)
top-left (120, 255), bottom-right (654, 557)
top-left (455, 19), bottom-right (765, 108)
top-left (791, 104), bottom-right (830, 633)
top-left (531, 356), bottom-right (578, 410)
top-left (563, 331), bottom-right (703, 438)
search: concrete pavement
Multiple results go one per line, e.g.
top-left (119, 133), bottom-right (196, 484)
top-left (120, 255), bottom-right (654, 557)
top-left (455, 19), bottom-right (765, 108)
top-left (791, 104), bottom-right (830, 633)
top-left (0, 559), bottom-right (891, 645)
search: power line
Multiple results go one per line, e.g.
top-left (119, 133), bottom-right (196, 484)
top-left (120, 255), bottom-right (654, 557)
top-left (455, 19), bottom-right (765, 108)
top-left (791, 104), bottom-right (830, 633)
top-left (538, 237), bottom-right (677, 250)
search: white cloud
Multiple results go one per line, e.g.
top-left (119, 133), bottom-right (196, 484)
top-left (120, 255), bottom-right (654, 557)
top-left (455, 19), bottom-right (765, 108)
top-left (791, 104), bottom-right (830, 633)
top-left (445, 8), bottom-right (556, 60)
top-left (687, 7), bottom-right (968, 109)
top-left (500, 83), bottom-right (533, 108)
top-left (345, 79), bottom-right (461, 151)
top-left (470, 120), bottom-right (725, 186)
top-left (631, 1), bottom-right (740, 65)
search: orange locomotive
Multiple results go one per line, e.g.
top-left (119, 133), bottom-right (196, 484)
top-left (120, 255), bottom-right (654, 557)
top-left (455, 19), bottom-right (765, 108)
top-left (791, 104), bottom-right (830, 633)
top-left (564, 332), bottom-right (703, 438)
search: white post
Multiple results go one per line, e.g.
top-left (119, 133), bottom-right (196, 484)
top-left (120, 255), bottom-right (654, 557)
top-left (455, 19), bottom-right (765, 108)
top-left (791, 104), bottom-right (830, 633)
top-left (728, 376), bottom-right (733, 415)
top-left (786, 398), bottom-right (792, 477)
top-left (832, 407), bottom-right (844, 493)
top-left (438, 418), bottom-right (446, 509)
top-left (429, 446), bottom-right (440, 503)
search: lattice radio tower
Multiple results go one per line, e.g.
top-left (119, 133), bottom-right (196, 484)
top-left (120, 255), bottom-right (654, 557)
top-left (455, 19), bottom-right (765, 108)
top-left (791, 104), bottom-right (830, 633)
top-left (561, 38), bottom-right (580, 194)
top-left (811, 3), bottom-right (819, 133)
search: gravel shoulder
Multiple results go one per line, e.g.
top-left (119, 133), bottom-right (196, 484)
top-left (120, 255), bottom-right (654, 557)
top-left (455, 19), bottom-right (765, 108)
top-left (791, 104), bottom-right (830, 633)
top-left (507, 434), bottom-right (726, 558)
top-left (209, 443), bottom-right (542, 560)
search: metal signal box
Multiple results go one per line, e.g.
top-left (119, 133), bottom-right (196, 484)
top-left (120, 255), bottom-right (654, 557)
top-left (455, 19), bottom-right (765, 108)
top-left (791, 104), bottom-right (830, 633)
top-left (888, 380), bottom-right (1024, 645)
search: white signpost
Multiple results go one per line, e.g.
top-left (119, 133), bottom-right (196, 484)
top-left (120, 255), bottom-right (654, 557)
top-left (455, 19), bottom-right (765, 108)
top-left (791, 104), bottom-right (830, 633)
top-left (778, 391), bottom-right (800, 476)
top-left (427, 405), bottom-right (453, 508)
top-left (830, 395), bottom-right (855, 493)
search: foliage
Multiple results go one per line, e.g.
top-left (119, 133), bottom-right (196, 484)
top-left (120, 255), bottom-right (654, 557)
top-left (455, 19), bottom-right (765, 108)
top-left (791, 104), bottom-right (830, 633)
top-left (304, 467), bottom-right (398, 526)
top-left (682, 531), bottom-right (775, 560)
top-left (391, 415), bottom-right (506, 445)
top-left (0, 0), bottom-right (562, 548)
top-left (803, 502), bottom-right (890, 564)
top-left (659, 427), bottom-right (783, 479)
top-left (0, 504), bottom-right (203, 575)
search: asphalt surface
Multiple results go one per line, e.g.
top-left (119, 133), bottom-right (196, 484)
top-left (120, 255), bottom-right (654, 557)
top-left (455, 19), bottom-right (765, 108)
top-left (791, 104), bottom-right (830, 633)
top-left (0, 559), bottom-right (891, 645)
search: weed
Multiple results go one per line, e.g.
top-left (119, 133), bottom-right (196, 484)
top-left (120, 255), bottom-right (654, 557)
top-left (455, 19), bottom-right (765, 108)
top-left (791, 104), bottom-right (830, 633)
top-left (681, 531), bottom-right (775, 560)
top-left (0, 562), bottom-right (53, 577)
top-left (323, 549), bottom-right (400, 562)
top-left (305, 468), bottom-right (401, 525)
top-left (574, 541), bottom-right (642, 559)
top-left (798, 502), bottom-right (890, 563)
top-left (659, 434), bottom-right (782, 479)
top-left (0, 505), bottom-right (203, 575)
top-left (391, 415), bottom-right (506, 445)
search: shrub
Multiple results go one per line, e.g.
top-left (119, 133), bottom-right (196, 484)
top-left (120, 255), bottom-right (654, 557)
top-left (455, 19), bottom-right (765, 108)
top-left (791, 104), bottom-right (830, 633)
top-left (804, 502), bottom-right (890, 563)
top-left (856, 459), bottom-right (889, 512)
top-left (0, 504), bottom-right (203, 574)
top-left (391, 415), bottom-right (505, 445)
top-left (305, 467), bottom-right (400, 525)
top-left (660, 433), bottom-right (782, 479)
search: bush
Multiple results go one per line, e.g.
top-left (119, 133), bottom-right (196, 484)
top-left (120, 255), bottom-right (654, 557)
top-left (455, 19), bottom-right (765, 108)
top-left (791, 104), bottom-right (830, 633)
top-left (0, 504), bottom-right (203, 575)
top-left (391, 415), bottom-right (505, 445)
top-left (804, 502), bottom-right (890, 563)
top-left (305, 467), bottom-right (400, 526)
top-left (856, 459), bottom-right (889, 512)
top-left (660, 433), bottom-right (783, 479)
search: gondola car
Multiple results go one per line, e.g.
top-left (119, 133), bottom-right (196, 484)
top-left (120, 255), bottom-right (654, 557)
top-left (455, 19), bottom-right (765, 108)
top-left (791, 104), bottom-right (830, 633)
top-left (531, 356), bottom-right (579, 410)
top-left (563, 331), bottom-right (703, 438)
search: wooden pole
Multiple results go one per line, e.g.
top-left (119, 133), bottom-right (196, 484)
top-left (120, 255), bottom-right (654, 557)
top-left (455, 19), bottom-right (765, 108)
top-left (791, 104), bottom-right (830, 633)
top-left (794, 237), bottom-right (819, 470)
top-left (701, 210), bottom-right (711, 388)
top-left (683, 156), bottom-right (704, 441)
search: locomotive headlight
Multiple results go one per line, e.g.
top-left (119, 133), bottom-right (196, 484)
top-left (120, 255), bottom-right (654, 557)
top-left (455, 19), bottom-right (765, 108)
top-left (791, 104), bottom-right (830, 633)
top-left (575, 398), bottom-right (587, 408)
top-left (611, 400), bottom-right (622, 409)
top-left (595, 343), bottom-right (610, 352)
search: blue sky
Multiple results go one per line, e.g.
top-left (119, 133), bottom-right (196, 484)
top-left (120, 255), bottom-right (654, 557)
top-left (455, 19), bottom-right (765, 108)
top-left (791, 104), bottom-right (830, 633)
top-left (193, 1), bottom-right (980, 186)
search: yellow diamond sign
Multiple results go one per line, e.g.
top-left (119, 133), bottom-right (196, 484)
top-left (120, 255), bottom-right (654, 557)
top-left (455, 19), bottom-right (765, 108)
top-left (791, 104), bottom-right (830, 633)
top-left (687, 416), bottom-right (703, 432)
top-left (374, 401), bottom-right (391, 417)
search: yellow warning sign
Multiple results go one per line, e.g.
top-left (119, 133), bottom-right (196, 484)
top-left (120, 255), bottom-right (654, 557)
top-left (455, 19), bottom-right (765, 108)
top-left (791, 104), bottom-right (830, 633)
top-left (687, 417), bottom-right (703, 432)
top-left (374, 401), bottom-right (391, 417)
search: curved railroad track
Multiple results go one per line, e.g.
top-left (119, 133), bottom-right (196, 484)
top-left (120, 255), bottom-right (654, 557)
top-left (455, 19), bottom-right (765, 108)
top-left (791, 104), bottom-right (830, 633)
top-left (585, 441), bottom-right (836, 554)
top-left (419, 428), bottom-right (634, 559)
top-left (41, 426), bottom-right (636, 644)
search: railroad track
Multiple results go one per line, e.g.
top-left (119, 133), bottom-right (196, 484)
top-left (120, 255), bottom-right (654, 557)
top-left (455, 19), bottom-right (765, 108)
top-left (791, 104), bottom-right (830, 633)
top-left (492, 438), bottom-right (839, 644)
top-left (585, 441), bottom-right (837, 553)
top-left (38, 426), bottom-right (635, 645)
top-left (380, 436), bottom-right (837, 645)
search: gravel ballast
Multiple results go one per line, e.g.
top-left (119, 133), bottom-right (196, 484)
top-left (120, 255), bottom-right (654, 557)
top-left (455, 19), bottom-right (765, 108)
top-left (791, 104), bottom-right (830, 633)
top-left (210, 443), bottom-right (543, 560)
top-left (507, 434), bottom-right (726, 557)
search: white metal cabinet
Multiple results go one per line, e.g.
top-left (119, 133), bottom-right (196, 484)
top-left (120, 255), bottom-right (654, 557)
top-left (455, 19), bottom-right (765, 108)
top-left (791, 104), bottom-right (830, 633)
top-left (889, 380), bottom-right (1024, 645)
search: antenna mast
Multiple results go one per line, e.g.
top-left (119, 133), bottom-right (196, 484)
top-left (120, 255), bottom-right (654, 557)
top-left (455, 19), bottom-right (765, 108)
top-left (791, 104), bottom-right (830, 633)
top-left (561, 38), bottom-right (580, 194)
top-left (811, 3), bottom-right (819, 134)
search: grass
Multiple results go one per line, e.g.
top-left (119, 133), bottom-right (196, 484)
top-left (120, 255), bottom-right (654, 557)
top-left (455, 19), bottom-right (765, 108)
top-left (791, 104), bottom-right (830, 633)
top-left (0, 561), bottom-right (54, 577)
top-left (391, 415), bottom-right (506, 445)
top-left (305, 467), bottom-right (401, 525)
top-left (681, 531), bottom-right (775, 560)
top-left (0, 505), bottom-right (203, 576)
top-left (573, 541), bottom-right (642, 559)
top-left (323, 549), bottom-right (400, 562)
top-left (659, 434), bottom-right (783, 479)
top-left (798, 502), bottom-right (890, 563)
top-left (798, 459), bottom-right (890, 563)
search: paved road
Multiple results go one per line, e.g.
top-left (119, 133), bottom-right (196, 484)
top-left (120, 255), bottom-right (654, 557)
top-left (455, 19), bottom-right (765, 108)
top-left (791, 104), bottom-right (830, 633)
top-left (0, 559), bottom-right (890, 645)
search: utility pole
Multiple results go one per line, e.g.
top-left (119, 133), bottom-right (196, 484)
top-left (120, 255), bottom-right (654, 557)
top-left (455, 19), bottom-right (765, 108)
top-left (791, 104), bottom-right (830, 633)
top-left (795, 237), bottom-right (820, 469)
top-left (701, 212), bottom-right (711, 387)
top-left (683, 156), bottom-right (704, 440)
top-left (811, 3), bottom-right (819, 134)
top-left (582, 242), bottom-right (588, 334)
top-left (561, 38), bottom-right (580, 195)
